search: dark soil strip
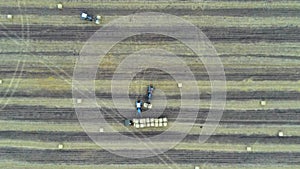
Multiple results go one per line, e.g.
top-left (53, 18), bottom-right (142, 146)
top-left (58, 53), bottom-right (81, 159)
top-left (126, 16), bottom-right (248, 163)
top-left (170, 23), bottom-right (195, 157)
top-left (0, 147), bottom-right (299, 165)
top-left (1, 66), bottom-right (300, 81)
top-left (1, 105), bottom-right (299, 125)
top-left (1, 130), bottom-right (300, 145)
top-left (4, 90), bottom-right (300, 100)
top-left (0, 6), bottom-right (299, 17)
top-left (2, 52), bottom-right (300, 61)
top-left (0, 51), bottom-right (75, 56)
top-left (1, 25), bottom-right (299, 42)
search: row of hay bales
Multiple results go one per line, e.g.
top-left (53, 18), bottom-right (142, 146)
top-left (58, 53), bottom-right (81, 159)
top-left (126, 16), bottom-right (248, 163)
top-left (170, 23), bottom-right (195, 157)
top-left (132, 117), bottom-right (168, 128)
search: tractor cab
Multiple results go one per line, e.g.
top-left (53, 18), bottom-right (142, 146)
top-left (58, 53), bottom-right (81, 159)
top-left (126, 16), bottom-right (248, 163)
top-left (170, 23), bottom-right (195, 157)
top-left (81, 12), bottom-right (93, 21)
top-left (136, 100), bottom-right (143, 117)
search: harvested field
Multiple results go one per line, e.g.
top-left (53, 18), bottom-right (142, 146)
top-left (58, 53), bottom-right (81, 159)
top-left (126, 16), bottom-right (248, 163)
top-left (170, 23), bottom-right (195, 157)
top-left (0, 0), bottom-right (300, 169)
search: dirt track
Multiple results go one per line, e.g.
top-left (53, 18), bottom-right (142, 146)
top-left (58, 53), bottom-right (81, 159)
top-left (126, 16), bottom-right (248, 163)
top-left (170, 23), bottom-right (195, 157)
top-left (0, 147), bottom-right (299, 165)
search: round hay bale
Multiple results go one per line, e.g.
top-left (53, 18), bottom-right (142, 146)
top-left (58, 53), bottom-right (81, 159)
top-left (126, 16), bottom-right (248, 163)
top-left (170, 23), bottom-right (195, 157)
top-left (57, 3), bottom-right (63, 9)
top-left (177, 83), bottom-right (182, 88)
top-left (278, 131), bottom-right (284, 137)
top-left (7, 15), bottom-right (13, 19)
top-left (58, 143), bottom-right (64, 149)
top-left (99, 128), bottom-right (104, 133)
top-left (246, 146), bottom-right (252, 152)
top-left (96, 15), bottom-right (101, 20)
top-left (260, 100), bottom-right (266, 106)
top-left (0, 79), bottom-right (2, 84)
top-left (76, 99), bottom-right (82, 104)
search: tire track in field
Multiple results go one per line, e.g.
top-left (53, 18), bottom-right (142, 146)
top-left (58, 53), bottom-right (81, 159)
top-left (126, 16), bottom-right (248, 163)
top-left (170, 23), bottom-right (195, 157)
top-left (0, 147), bottom-right (299, 165)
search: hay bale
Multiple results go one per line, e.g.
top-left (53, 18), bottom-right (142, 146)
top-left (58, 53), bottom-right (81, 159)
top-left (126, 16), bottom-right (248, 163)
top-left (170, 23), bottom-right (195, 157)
top-left (158, 118), bottom-right (163, 123)
top-left (146, 118), bottom-right (150, 123)
top-left (163, 117), bottom-right (168, 122)
top-left (96, 15), bottom-right (101, 20)
top-left (154, 122), bottom-right (159, 127)
top-left (163, 122), bottom-right (168, 127)
top-left (143, 102), bottom-right (148, 108)
top-left (76, 99), bottom-right (82, 104)
top-left (246, 146), bottom-right (252, 152)
top-left (99, 128), bottom-right (104, 132)
top-left (278, 131), bottom-right (284, 137)
top-left (150, 122), bottom-right (155, 127)
top-left (7, 15), bottom-right (13, 19)
top-left (58, 144), bottom-right (64, 149)
top-left (57, 3), bottom-right (63, 9)
top-left (0, 79), bottom-right (2, 84)
top-left (177, 83), bottom-right (182, 88)
top-left (133, 119), bottom-right (139, 124)
top-left (195, 167), bottom-right (200, 169)
top-left (260, 100), bottom-right (266, 106)
top-left (158, 122), bottom-right (163, 127)
top-left (146, 123), bottom-right (151, 127)
top-left (95, 15), bottom-right (101, 24)
top-left (140, 123), bottom-right (145, 128)
top-left (139, 118), bottom-right (145, 124)
top-left (135, 123), bottom-right (140, 128)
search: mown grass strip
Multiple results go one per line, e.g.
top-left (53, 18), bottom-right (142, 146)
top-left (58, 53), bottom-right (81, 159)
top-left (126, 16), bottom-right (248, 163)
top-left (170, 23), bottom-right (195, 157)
top-left (1, 120), bottom-right (300, 136)
top-left (1, 40), bottom-right (300, 60)
top-left (2, 78), bottom-right (300, 94)
top-left (0, 139), bottom-right (299, 152)
top-left (1, 97), bottom-right (300, 110)
top-left (2, 15), bottom-right (300, 27)
top-left (0, 161), bottom-right (297, 169)
top-left (1, 0), bottom-right (300, 9)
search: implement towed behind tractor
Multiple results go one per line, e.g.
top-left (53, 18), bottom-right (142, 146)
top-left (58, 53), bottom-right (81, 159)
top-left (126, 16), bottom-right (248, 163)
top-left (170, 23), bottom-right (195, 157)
top-left (124, 117), bottom-right (168, 128)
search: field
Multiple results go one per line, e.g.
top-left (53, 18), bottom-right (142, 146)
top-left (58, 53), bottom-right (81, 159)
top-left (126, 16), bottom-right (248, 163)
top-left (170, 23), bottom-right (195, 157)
top-left (0, 0), bottom-right (300, 169)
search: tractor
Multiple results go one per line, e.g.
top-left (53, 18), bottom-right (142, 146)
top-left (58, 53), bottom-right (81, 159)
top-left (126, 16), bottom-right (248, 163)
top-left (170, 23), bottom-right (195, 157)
top-left (80, 12), bottom-right (101, 24)
top-left (143, 84), bottom-right (154, 109)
